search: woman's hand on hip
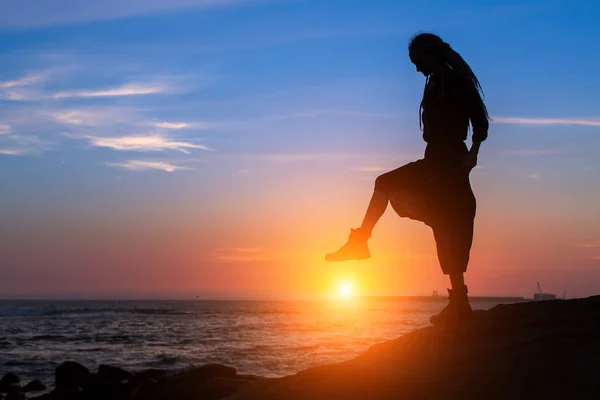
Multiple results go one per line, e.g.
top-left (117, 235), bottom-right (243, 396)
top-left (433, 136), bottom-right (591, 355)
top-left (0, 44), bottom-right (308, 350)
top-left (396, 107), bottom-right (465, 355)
top-left (462, 151), bottom-right (478, 171)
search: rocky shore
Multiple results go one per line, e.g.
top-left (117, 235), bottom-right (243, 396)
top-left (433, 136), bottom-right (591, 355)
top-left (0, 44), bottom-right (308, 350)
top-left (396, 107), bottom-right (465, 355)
top-left (2, 296), bottom-right (599, 400)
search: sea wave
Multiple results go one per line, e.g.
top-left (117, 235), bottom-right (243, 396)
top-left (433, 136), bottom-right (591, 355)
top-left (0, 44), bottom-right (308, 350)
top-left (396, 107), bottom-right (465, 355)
top-left (0, 306), bottom-right (184, 318)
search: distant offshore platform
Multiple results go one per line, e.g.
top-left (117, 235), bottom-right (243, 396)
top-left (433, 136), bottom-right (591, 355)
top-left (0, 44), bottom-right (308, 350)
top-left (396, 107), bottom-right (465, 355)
top-left (363, 282), bottom-right (567, 303)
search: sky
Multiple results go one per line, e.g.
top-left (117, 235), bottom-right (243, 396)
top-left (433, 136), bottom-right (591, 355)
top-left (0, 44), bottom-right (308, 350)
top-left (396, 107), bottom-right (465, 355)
top-left (1, 0), bottom-right (599, 300)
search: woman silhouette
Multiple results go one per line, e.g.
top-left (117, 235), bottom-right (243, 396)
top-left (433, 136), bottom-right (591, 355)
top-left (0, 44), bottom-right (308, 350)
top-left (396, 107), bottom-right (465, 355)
top-left (326, 33), bottom-right (490, 325)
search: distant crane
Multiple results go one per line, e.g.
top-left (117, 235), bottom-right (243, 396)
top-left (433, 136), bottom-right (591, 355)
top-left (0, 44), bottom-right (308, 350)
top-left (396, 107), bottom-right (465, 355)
top-left (533, 282), bottom-right (557, 301)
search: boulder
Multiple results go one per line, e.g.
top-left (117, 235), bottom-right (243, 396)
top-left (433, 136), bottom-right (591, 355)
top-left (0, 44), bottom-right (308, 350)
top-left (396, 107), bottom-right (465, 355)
top-left (96, 365), bottom-right (132, 383)
top-left (55, 361), bottom-right (91, 391)
top-left (21, 379), bottom-right (46, 393)
top-left (5, 388), bottom-right (25, 400)
top-left (0, 373), bottom-right (19, 393)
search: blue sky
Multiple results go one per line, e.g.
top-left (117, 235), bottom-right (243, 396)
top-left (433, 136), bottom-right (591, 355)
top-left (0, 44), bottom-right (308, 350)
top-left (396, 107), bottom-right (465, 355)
top-left (1, 0), bottom-right (599, 299)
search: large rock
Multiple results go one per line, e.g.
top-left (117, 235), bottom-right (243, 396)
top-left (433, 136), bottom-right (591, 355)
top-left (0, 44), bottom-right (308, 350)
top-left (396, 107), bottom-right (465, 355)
top-left (155, 364), bottom-right (253, 400)
top-left (131, 369), bottom-right (169, 381)
top-left (0, 373), bottom-right (19, 393)
top-left (96, 365), bottom-right (132, 383)
top-left (225, 296), bottom-right (600, 400)
top-left (125, 377), bottom-right (160, 400)
top-left (4, 390), bottom-right (25, 400)
top-left (21, 379), bottom-right (46, 393)
top-left (55, 361), bottom-right (91, 391)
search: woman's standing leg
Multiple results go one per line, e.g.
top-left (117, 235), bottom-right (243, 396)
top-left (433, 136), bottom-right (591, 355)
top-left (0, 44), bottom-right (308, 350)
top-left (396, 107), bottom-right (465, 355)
top-left (429, 172), bottom-right (476, 324)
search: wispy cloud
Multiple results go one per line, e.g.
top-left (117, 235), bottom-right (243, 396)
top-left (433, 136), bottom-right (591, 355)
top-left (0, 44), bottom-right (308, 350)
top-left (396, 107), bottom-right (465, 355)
top-left (44, 109), bottom-right (216, 131)
top-left (493, 116), bottom-right (600, 127)
top-left (527, 173), bottom-right (541, 180)
top-left (1, 72), bottom-right (56, 100)
top-left (0, 134), bottom-right (51, 156)
top-left (149, 121), bottom-right (216, 130)
top-left (44, 109), bottom-right (134, 126)
top-left (106, 160), bottom-right (191, 172)
top-left (0, 75), bottom-right (42, 88)
top-left (0, 148), bottom-right (27, 156)
top-left (151, 122), bottom-right (192, 129)
top-left (0, 0), bottom-right (276, 29)
top-left (212, 247), bottom-right (271, 262)
top-left (1, 88), bottom-right (43, 101)
top-left (0, 124), bottom-right (11, 135)
top-left (65, 133), bottom-right (212, 153)
top-left (52, 83), bottom-right (165, 99)
top-left (573, 241), bottom-right (600, 249)
top-left (351, 166), bottom-right (387, 172)
top-left (572, 241), bottom-right (600, 261)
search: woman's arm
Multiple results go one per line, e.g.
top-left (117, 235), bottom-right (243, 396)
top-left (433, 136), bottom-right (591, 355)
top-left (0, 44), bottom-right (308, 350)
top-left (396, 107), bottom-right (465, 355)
top-left (464, 85), bottom-right (488, 170)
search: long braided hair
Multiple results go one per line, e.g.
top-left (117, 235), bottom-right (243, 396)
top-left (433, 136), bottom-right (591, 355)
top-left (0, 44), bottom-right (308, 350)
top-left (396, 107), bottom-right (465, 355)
top-left (409, 33), bottom-right (490, 131)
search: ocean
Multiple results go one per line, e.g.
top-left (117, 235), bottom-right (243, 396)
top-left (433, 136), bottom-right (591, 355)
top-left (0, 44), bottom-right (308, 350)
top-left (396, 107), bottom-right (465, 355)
top-left (0, 298), bottom-right (514, 386)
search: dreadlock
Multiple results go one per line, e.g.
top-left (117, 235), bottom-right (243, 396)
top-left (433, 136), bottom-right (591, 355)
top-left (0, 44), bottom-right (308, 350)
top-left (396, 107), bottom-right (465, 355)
top-left (408, 32), bottom-right (490, 131)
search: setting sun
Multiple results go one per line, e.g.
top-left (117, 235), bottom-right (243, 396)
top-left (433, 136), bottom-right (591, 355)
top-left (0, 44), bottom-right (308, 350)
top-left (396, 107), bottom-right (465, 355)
top-left (339, 282), bottom-right (352, 297)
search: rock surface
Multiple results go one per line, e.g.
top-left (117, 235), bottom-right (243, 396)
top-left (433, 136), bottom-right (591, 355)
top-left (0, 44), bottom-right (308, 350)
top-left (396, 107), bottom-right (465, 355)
top-left (5, 296), bottom-right (600, 399)
top-left (226, 296), bottom-right (600, 400)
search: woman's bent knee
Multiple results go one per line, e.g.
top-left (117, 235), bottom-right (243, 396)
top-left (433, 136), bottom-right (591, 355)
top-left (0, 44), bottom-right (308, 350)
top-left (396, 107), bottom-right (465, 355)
top-left (374, 173), bottom-right (391, 194)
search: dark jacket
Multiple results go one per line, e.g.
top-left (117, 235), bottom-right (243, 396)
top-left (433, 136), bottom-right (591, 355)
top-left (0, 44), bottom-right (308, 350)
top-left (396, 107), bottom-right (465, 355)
top-left (421, 69), bottom-right (489, 145)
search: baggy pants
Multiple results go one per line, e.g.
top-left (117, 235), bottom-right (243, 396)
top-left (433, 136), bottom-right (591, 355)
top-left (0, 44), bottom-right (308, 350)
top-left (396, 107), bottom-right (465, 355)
top-left (374, 142), bottom-right (476, 275)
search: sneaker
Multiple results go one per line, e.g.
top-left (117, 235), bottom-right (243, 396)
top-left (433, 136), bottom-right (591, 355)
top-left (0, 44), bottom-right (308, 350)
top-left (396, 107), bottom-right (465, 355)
top-left (325, 228), bottom-right (371, 262)
top-left (429, 286), bottom-right (472, 325)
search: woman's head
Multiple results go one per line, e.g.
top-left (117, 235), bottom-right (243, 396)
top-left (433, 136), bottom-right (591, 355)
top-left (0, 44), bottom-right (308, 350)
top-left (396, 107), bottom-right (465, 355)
top-left (408, 33), bottom-right (448, 77)
top-left (409, 32), bottom-right (490, 125)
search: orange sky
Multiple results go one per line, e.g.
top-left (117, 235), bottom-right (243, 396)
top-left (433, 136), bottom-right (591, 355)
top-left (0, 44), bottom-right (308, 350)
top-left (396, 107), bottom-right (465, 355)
top-left (2, 161), bottom-right (598, 300)
top-left (1, 1), bottom-right (600, 300)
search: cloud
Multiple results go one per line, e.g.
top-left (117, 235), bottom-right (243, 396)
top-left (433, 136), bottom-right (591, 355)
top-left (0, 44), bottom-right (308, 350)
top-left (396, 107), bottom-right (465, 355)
top-left (493, 116), bottom-right (600, 127)
top-left (43, 109), bottom-right (215, 132)
top-left (106, 160), bottom-right (191, 172)
top-left (351, 166), bottom-right (387, 172)
top-left (212, 247), bottom-right (271, 262)
top-left (1, 72), bottom-right (56, 100)
top-left (151, 122), bottom-right (192, 129)
top-left (0, 88), bottom-right (41, 101)
top-left (149, 121), bottom-right (216, 130)
top-left (574, 241), bottom-right (600, 249)
top-left (0, 134), bottom-right (51, 155)
top-left (527, 173), bottom-right (541, 180)
top-left (0, 75), bottom-right (42, 88)
top-left (230, 247), bottom-right (263, 253)
top-left (0, 148), bottom-right (28, 156)
top-left (66, 133), bottom-right (212, 153)
top-left (52, 83), bottom-right (165, 99)
top-left (591, 255), bottom-right (600, 261)
top-left (0, 0), bottom-right (276, 29)
top-left (45, 109), bottom-right (133, 126)
top-left (0, 124), bottom-right (11, 134)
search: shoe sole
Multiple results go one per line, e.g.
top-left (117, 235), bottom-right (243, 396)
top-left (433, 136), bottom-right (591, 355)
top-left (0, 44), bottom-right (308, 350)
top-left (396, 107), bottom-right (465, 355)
top-left (325, 254), bottom-right (371, 262)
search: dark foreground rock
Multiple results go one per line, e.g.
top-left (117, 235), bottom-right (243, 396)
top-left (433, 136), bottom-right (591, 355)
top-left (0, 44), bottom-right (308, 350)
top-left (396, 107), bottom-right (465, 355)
top-left (5, 296), bottom-right (600, 399)
top-left (22, 363), bottom-right (262, 400)
top-left (226, 296), bottom-right (600, 400)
